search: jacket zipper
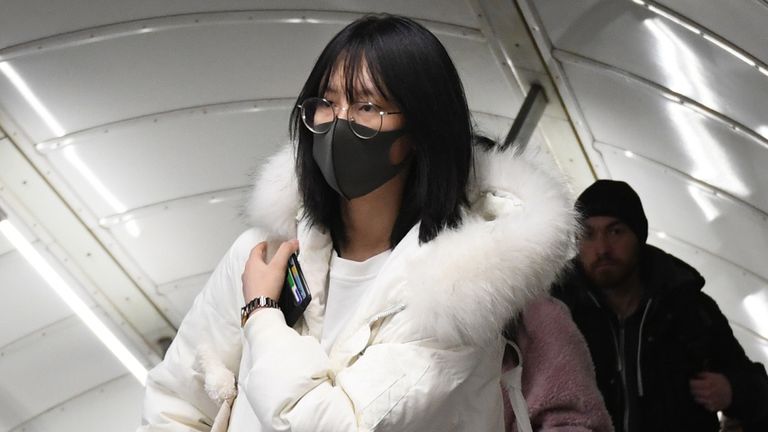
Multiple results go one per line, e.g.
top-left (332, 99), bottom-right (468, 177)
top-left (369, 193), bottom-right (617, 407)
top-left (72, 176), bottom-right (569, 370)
top-left (636, 300), bottom-right (652, 397)
top-left (617, 322), bottom-right (630, 432)
top-left (589, 292), bottom-right (630, 432)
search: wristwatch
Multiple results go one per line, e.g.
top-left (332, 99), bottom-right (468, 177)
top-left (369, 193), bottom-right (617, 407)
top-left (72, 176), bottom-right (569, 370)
top-left (241, 296), bottom-right (279, 327)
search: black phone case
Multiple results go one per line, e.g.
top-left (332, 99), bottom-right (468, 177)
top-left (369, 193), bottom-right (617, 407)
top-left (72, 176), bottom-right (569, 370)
top-left (279, 253), bottom-right (312, 327)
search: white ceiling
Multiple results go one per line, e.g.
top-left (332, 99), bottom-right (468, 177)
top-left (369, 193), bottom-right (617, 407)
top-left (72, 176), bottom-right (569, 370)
top-left (0, 0), bottom-right (766, 430)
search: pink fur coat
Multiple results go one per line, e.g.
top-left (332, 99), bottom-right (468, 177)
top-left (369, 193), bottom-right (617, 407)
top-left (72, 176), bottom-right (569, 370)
top-left (503, 297), bottom-right (614, 432)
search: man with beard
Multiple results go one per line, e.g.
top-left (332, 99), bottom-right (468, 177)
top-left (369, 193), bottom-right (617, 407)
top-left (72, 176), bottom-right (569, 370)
top-left (552, 180), bottom-right (768, 432)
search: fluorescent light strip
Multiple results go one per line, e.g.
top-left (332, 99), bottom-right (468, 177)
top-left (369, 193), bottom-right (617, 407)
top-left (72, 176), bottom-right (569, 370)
top-left (646, 5), bottom-right (701, 35)
top-left (0, 62), bottom-right (66, 137)
top-left (0, 218), bottom-right (148, 385)
top-left (702, 34), bottom-right (757, 67)
top-left (638, 1), bottom-right (768, 75)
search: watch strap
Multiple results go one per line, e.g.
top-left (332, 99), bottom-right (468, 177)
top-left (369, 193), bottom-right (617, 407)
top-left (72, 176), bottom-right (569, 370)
top-left (241, 296), bottom-right (279, 327)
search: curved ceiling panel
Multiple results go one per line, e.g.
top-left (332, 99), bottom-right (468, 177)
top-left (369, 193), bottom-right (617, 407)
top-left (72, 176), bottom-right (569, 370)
top-left (0, 1), bottom-right (480, 49)
top-left (598, 144), bottom-right (768, 281)
top-left (0, 20), bottom-right (341, 142)
top-left (0, 249), bottom-right (81, 348)
top-left (535, 0), bottom-right (768, 138)
top-left (657, 0), bottom-right (768, 64)
top-left (107, 195), bottom-right (247, 287)
top-left (42, 105), bottom-right (291, 217)
top-left (0, 314), bottom-right (128, 431)
top-left (10, 374), bottom-right (143, 432)
top-left (560, 60), bottom-right (768, 213)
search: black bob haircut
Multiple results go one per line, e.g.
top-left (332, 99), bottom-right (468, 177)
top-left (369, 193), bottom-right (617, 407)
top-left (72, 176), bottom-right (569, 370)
top-left (289, 14), bottom-right (475, 248)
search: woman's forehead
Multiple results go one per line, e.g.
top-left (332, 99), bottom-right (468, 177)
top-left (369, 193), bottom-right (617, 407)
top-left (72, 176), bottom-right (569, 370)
top-left (325, 60), bottom-right (385, 100)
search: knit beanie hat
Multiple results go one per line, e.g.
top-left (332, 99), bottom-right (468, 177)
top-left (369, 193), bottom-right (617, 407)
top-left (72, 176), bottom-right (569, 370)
top-left (575, 180), bottom-right (648, 243)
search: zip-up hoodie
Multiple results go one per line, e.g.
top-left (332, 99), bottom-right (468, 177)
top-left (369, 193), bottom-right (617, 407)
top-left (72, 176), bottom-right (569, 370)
top-left (553, 244), bottom-right (762, 432)
top-left (138, 143), bottom-right (578, 432)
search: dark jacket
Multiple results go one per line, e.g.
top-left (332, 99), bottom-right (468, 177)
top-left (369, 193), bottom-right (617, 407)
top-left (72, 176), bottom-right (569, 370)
top-left (552, 244), bottom-right (768, 432)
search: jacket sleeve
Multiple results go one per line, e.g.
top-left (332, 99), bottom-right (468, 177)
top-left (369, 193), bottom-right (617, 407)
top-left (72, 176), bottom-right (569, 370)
top-left (697, 293), bottom-right (768, 424)
top-left (138, 230), bottom-right (261, 431)
top-left (240, 307), bottom-right (485, 432)
top-left (508, 297), bottom-right (613, 432)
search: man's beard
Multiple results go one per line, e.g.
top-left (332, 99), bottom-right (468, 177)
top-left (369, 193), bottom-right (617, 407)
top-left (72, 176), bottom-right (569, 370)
top-left (588, 257), bottom-right (635, 290)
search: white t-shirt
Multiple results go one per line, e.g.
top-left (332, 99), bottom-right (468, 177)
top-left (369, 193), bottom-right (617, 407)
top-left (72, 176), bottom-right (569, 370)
top-left (320, 249), bottom-right (391, 353)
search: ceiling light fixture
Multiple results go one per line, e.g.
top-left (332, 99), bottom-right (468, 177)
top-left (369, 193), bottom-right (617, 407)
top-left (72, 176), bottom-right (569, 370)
top-left (634, 1), bottom-right (767, 76)
top-left (702, 34), bottom-right (757, 67)
top-left (0, 61), bottom-right (66, 137)
top-left (0, 207), bottom-right (148, 385)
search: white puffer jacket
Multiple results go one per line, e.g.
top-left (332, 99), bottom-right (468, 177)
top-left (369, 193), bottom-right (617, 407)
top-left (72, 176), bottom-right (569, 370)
top-left (138, 144), bottom-right (577, 432)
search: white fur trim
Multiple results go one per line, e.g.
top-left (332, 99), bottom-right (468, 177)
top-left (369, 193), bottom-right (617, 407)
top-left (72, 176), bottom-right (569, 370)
top-left (194, 345), bottom-right (238, 403)
top-left (248, 144), bottom-right (577, 347)
top-left (247, 144), bottom-right (300, 240)
top-left (401, 147), bottom-right (577, 346)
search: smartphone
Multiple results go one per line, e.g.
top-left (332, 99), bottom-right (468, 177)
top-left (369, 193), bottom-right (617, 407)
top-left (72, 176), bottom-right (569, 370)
top-left (279, 253), bottom-right (312, 327)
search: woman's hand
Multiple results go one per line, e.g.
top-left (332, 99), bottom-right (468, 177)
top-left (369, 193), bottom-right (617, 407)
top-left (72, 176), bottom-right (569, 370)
top-left (242, 240), bottom-right (299, 304)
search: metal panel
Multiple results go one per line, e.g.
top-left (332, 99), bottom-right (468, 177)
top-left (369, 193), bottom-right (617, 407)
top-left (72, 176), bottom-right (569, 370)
top-left (533, 0), bottom-right (768, 137)
top-left (599, 144), bottom-right (768, 281)
top-left (0, 249), bottom-right (81, 348)
top-left (560, 60), bottom-right (768, 213)
top-left (0, 21), bottom-right (342, 142)
top-left (0, 0), bottom-right (481, 50)
top-left (658, 0), bottom-right (768, 65)
top-left (42, 105), bottom-right (291, 217)
top-left (0, 314), bottom-right (130, 430)
top-left (8, 374), bottom-right (143, 432)
top-left (108, 195), bottom-right (248, 287)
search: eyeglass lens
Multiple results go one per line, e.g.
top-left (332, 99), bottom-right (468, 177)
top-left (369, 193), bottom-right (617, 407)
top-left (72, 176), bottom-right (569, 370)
top-left (300, 98), bottom-right (383, 139)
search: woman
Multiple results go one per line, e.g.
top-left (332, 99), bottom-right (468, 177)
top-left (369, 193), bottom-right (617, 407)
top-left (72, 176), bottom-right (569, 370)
top-left (140, 15), bottom-right (578, 431)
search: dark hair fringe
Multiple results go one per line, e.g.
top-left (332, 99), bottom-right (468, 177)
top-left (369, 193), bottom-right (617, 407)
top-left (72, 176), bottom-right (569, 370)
top-left (289, 14), bottom-right (475, 249)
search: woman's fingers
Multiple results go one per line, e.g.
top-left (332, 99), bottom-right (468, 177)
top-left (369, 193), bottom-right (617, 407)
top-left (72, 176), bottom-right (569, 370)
top-left (271, 240), bottom-right (300, 269)
top-left (249, 241), bottom-right (268, 264)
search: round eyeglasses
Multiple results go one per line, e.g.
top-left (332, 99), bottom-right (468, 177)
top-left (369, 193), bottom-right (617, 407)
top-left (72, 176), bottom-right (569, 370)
top-left (297, 97), bottom-right (402, 139)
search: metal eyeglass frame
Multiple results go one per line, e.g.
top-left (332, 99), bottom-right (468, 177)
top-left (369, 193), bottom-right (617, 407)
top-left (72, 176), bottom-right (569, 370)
top-left (297, 97), bottom-right (402, 139)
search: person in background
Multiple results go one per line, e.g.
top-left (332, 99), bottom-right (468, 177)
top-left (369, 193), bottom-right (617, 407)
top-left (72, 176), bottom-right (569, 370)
top-left (552, 179), bottom-right (768, 432)
top-left (138, 14), bottom-right (578, 432)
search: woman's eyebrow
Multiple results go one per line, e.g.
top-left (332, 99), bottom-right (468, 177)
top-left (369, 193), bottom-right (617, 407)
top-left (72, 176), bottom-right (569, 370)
top-left (353, 87), bottom-right (385, 102)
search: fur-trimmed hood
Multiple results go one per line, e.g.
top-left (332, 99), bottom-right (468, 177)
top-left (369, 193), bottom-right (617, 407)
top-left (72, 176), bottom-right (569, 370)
top-left (247, 144), bottom-right (577, 347)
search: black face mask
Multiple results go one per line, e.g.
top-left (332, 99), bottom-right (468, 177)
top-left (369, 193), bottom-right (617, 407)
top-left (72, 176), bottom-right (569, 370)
top-left (312, 119), bottom-right (408, 200)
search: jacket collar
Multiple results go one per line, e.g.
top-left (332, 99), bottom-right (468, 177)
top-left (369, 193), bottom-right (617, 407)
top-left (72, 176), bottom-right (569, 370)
top-left (247, 144), bottom-right (578, 347)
